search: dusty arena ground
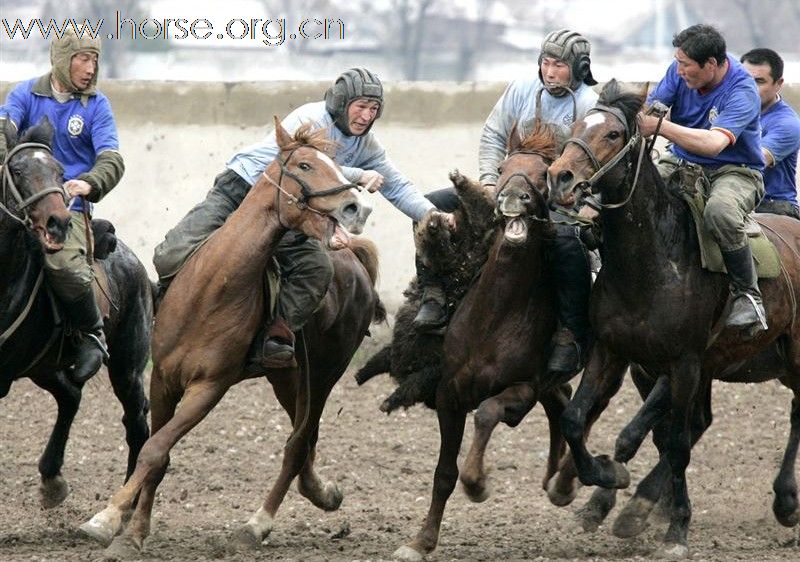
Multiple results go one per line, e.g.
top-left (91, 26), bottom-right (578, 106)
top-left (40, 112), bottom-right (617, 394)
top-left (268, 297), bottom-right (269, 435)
top-left (1, 365), bottom-right (800, 562)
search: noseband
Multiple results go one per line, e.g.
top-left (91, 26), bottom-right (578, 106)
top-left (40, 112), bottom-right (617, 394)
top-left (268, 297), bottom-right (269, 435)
top-left (1, 142), bottom-right (68, 228)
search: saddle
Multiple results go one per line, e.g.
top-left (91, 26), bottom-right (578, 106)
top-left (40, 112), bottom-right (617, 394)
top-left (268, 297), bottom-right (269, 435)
top-left (669, 164), bottom-right (781, 279)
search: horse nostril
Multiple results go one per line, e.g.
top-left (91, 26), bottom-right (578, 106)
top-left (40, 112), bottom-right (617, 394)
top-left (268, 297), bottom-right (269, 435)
top-left (558, 170), bottom-right (574, 185)
top-left (47, 215), bottom-right (70, 240)
top-left (342, 203), bottom-right (358, 219)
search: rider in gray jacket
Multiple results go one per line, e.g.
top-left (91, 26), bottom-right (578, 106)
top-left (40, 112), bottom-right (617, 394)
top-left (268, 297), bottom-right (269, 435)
top-left (154, 68), bottom-right (435, 367)
top-left (414, 29), bottom-right (599, 376)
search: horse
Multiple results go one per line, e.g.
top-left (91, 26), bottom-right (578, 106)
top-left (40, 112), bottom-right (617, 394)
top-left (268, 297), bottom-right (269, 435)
top-left (393, 124), bottom-right (573, 561)
top-left (80, 117), bottom-right (384, 557)
top-left (0, 118), bottom-right (151, 508)
top-left (546, 79), bottom-right (800, 558)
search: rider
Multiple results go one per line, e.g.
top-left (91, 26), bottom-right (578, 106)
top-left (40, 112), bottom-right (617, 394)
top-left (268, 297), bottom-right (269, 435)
top-left (0, 29), bottom-right (123, 384)
top-left (153, 68), bottom-right (438, 368)
top-left (412, 29), bottom-right (599, 376)
top-left (640, 24), bottom-right (767, 335)
top-left (740, 48), bottom-right (800, 220)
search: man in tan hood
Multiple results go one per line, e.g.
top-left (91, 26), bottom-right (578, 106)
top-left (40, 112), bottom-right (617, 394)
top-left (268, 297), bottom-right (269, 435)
top-left (0, 28), bottom-right (125, 384)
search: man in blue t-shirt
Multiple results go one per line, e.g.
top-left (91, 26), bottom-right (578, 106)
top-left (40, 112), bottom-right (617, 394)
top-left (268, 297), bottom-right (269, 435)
top-left (741, 48), bottom-right (800, 220)
top-left (640, 24), bottom-right (768, 336)
top-left (0, 29), bottom-right (124, 383)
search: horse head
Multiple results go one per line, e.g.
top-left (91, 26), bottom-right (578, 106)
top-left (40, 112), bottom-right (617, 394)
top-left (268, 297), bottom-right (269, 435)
top-left (548, 79), bottom-right (647, 208)
top-left (264, 116), bottom-right (372, 250)
top-left (2, 116), bottom-right (71, 252)
top-left (495, 122), bottom-right (557, 245)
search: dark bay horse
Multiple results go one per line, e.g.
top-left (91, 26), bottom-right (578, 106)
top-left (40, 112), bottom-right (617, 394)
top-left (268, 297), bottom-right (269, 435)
top-left (0, 118), bottom-right (151, 508)
top-left (547, 80), bottom-right (800, 558)
top-left (394, 125), bottom-right (572, 561)
top-left (81, 118), bottom-right (383, 556)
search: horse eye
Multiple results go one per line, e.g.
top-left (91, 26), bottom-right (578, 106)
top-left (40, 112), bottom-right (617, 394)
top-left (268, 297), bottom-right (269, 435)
top-left (607, 131), bottom-right (622, 140)
top-left (520, 193), bottom-right (531, 201)
top-left (298, 162), bottom-right (312, 171)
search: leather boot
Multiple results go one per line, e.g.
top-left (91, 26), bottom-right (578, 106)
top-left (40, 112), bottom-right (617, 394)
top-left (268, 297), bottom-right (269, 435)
top-left (412, 284), bottom-right (448, 333)
top-left (548, 327), bottom-right (585, 375)
top-left (261, 316), bottom-right (297, 369)
top-left (64, 291), bottom-right (109, 384)
top-left (721, 245), bottom-right (768, 336)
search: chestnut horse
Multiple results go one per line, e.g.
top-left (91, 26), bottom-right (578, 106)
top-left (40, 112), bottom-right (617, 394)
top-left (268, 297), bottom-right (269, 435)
top-left (1, 118), bottom-right (151, 509)
top-left (80, 118), bottom-right (382, 556)
top-left (394, 125), bottom-right (572, 561)
top-left (547, 80), bottom-right (800, 558)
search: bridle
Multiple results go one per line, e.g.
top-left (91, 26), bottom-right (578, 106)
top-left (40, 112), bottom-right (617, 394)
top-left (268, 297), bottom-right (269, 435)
top-left (559, 104), bottom-right (647, 210)
top-left (1, 142), bottom-right (68, 228)
top-left (260, 146), bottom-right (360, 228)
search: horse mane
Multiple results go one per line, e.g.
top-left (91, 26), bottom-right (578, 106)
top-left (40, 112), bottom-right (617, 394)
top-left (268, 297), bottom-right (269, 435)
top-left (282, 122), bottom-right (337, 156)
top-left (598, 79), bottom-right (646, 135)
top-left (517, 122), bottom-right (558, 161)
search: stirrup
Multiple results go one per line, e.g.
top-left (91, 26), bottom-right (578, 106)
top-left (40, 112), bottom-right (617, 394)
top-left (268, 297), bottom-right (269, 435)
top-left (85, 332), bottom-right (110, 362)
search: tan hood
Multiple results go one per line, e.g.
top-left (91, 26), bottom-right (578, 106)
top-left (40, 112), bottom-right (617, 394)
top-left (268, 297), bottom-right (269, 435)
top-left (50, 28), bottom-right (101, 96)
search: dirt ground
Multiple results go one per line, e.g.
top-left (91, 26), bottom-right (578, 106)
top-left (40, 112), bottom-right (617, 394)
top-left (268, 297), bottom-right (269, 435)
top-left (1, 358), bottom-right (799, 562)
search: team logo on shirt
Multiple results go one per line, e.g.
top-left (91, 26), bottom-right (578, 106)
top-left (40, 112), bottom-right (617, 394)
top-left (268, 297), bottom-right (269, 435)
top-left (67, 114), bottom-right (84, 136)
top-left (708, 107), bottom-right (719, 124)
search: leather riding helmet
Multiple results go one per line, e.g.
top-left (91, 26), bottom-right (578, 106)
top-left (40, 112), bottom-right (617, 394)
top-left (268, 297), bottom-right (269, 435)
top-left (324, 68), bottom-right (384, 136)
top-left (538, 29), bottom-right (597, 91)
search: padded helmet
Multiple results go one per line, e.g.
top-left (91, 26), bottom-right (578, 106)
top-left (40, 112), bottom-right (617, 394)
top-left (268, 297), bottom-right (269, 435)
top-left (538, 29), bottom-right (597, 91)
top-left (324, 68), bottom-right (384, 136)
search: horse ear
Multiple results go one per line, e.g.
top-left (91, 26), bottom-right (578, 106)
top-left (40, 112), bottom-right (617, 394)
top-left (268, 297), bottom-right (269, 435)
top-left (507, 121), bottom-right (522, 154)
top-left (274, 115), bottom-right (292, 150)
top-left (639, 82), bottom-right (650, 106)
top-left (1, 116), bottom-right (18, 152)
top-left (39, 115), bottom-right (55, 146)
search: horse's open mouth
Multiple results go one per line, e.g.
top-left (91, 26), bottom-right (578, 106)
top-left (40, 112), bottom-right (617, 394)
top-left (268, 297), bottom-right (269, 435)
top-left (504, 216), bottom-right (528, 245)
top-left (35, 226), bottom-right (65, 253)
top-left (327, 217), bottom-right (351, 251)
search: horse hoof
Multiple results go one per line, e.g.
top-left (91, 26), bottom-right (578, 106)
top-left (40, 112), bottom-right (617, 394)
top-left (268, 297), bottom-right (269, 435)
top-left (575, 504), bottom-right (604, 533)
top-left (654, 543), bottom-right (690, 560)
top-left (103, 534), bottom-right (143, 561)
top-left (613, 497), bottom-right (654, 538)
top-left (461, 477), bottom-right (490, 503)
top-left (228, 525), bottom-right (262, 552)
top-left (393, 544), bottom-right (425, 562)
top-left (39, 475), bottom-right (69, 509)
top-left (448, 169), bottom-right (467, 189)
top-left (773, 493), bottom-right (799, 527)
top-left (299, 481), bottom-right (344, 512)
top-left (595, 455), bottom-right (630, 489)
top-left (546, 473), bottom-right (578, 506)
top-left (80, 507), bottom-right (123, 546)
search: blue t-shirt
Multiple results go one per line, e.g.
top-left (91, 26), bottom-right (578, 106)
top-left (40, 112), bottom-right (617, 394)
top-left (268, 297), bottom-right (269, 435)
top-left (648, 55), bottom-right (764, 170)
top-left (0, 76), bottom-right (120, 212)
top-left (760, 98), bottom-right (800, 206)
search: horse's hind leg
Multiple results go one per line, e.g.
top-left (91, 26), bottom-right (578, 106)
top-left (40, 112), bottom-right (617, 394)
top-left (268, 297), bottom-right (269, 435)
top-left (107, 341), bottom-right (150, 481)
top-left (459, 383), bottom-right (537, 503)
top-left (297, 433), bottom-right (343, 511)
top-left (773, 384), bottom-right (800, 527)
top-left (31, 372), bottom-right (81, 509)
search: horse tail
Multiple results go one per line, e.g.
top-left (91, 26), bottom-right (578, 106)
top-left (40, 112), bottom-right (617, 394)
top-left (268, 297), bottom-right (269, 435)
top-left (349, 237), bottom-right (387, 323)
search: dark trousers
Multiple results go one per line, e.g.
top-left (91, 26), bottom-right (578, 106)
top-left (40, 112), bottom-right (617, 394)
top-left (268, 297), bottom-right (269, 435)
top-left (756, 198), bottom-right (800, 220)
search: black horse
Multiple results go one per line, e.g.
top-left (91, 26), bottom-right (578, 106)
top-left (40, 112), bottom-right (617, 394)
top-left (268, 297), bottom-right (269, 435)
top-left (1, 118), bottom-right (151, 508)
top-left (547, 80), bottom-right (800, 558)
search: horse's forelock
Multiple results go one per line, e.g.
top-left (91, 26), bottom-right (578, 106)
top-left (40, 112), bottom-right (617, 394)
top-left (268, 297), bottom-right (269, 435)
top-left (284, 123), bottom-right (338, 157)
top-left (517, 122), bottom-right (558, 161)
top-left (598, 80), bottom-right (645, 134)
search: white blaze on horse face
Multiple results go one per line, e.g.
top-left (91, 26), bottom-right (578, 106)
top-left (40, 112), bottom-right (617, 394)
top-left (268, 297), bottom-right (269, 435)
top-left (583, 112), bottom-right (608, 133)
top-left (313, 150), bottom-right (350, 185)
top-left (31, 150), bottom-right (50, 162)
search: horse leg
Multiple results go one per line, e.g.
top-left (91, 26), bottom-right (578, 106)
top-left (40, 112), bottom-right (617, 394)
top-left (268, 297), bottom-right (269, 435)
top-left (560, 344), bottom-right (630, 489)
top-left (614, 375), bottom-right (713, 540)
top-left (394, 386), bottom-right (467, 561)
top-left (81, 375), bottom-right (226, 550)
top-left (773, 389), bottom-right (800, 527)
top-left (460, 383), bottom-right (537, 503)
top-left (653, 358), bottom-right (701, 559)
top-left (231, 370), bottom-right (328, 549)
top-left (540, 383), bottom-right (572, 490)
top-left (107, 346), bottom-right (151, 481)
top-left (297, 437), bottom-right (344, 511)
top-left (30, 372), bottom-right (81, 509)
